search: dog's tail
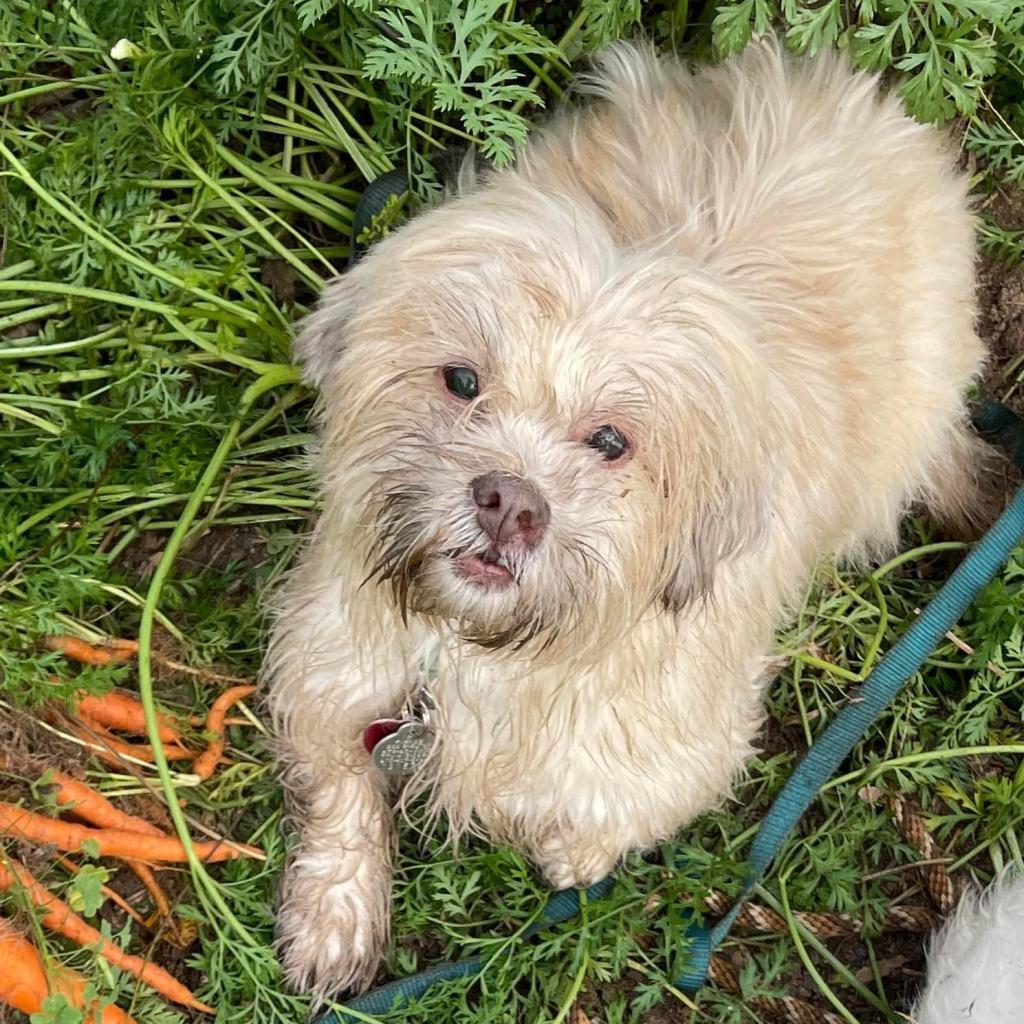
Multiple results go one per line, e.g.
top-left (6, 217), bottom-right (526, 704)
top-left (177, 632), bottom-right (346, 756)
top-left (914, 872), bottom-right (1024, 1024)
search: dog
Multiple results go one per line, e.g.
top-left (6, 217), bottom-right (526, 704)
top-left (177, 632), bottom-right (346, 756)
top-left (266, 38), bottom-right (985, 999)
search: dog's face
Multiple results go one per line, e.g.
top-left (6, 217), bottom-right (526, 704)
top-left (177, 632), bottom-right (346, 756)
top-left (298, 185), bottom-right (772, 651)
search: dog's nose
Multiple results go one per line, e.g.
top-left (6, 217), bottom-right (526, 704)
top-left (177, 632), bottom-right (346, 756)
top-left (471, 472), bottom-right (550, 546)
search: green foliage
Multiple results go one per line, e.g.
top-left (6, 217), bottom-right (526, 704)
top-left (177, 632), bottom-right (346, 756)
top-left (3, 0), bottom-right (1024, 1022)
top-left (361, 0), bottom-right (562, 163)
top-left (31, 995), bottom-right (86, 1024)
top-left (577, 0), bottom-right (643, 49)
top-left (714, 0), bottom-right (1024, 125)
top-left (67, 865), bottom-right (112, 916)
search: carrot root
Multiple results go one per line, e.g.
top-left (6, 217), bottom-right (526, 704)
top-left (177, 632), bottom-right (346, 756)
top-left (0, 860), bottom-right (214, 1014)
top-left (48, 771), bottom-right (167, 837)
top-left (127, 860), bottom-right (172, 919)
top-left (0, 917), bottom-right (140, 1023)
top-left (0, 802), bottom-right (262, 864)
top-left (73, 692), bottom-right (183, 744)
top-left (192, 685), bottom-right (257, 781)
top-left (72, 718), bottom-right (196, 765)
top-left (42, 635), bottom-right (138, 666)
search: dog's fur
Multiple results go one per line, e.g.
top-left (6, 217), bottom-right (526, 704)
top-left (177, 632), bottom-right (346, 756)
top-left (915, 874), bottom-right (1024, 1024)
top-left (266, 39), bottom-right (985, 997)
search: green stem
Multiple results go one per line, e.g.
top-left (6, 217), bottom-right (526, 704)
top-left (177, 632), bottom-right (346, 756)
top-left (0, 279), bottom-right (174, 316)
top-left (214, 140), bottom-right (352, 234)
top-left (0, 301), bottom-right (66, 332)
top-left (0, 325), bottom-right (121, 361)
top-left (787, 651), bottom-right (863, 682)
top-left (824, 744), bottom-right (1024, 792)
top-left (0, 259), bottom-right (36, 280)
top-left (0, 74), bottom-right (113, 108)
top-left (764, 880), bottom-right (894, 1020)
top-left (0, 400), bottom-right (61, 434)
top-left (777, 872), bottom-right (862, 1024)
top-left (169, 132), bottom-right (324, 289)
top-left (870, 542), bottom-right (969, 581)
top-left (135, 364), bottom-right (299, 945)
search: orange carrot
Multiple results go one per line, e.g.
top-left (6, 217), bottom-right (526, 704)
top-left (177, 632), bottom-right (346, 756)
top-left (54, 856), bottom-right (148, 928)
top-left (73, 718), bottom-right (196, 765)
top-left (0, 862), bottom-right (213, 1014)
top-left (1, 753), bottom-right (168, 839)
top-left (0, 917), bottom-right (139, 1023)
top-left (0, 917), bottom-right (50, 1016)
top-left (73, 692), bottom-right (183, 744)
top-left (0, 802), bottom-right (262, 863)
top-left (42, 635), bottom-right (138, 666)
top-left (126, 861), bottom-right (171, 919)
top-left (192, 685), bottom-right (256, 781)
top-left (47, 771), bottom-right (166, 837)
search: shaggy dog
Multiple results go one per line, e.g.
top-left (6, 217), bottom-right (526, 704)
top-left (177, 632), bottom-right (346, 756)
top-left (266, 38), bottom-right (986, 999)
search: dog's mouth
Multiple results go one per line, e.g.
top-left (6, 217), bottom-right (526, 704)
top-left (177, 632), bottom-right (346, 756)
top-left (452, 545), bottom-right (516, 589)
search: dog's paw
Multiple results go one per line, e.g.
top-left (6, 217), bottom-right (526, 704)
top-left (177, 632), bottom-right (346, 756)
top-left (533, 831), bottom-right (617, 891)
top-left (275, 847), bottom-right (391, 998)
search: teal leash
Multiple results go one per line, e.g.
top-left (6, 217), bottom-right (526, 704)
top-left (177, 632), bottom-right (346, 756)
top-left (314, 177), bottom-right (1024, 1018)
top-left (678, 446), bottom-right (1024, 988)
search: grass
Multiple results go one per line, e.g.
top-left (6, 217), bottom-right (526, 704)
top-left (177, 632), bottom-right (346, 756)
top-left (3, 1), bottom-right (1024, 1022)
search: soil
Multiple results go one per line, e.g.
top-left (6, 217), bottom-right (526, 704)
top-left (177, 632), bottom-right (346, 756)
top-left (115, 523), bottom-right (272, 589)
top-left (977, 188), bottom-right (1024, 393)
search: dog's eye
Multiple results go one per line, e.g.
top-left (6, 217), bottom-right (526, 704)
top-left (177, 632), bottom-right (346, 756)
top-left (587, 425), bottom-right (630, 461)
top-left (443, 365), bottom-right (479, 400)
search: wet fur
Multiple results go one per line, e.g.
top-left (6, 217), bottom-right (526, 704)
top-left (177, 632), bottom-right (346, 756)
top-left (265, 39), bottom-right (985, 997)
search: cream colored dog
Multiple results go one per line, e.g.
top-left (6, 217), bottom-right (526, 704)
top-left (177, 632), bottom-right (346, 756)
top-left (266, 38), bottom-right (983, 996)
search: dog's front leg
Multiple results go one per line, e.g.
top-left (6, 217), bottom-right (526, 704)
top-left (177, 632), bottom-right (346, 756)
top-left (530, 826), bottom-right (620, 891)
top-left (267, 575), bottom-right (405, 998)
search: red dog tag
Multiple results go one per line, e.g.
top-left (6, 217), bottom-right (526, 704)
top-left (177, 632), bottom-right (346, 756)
top-left (363, 718), bottom-right (404, 754)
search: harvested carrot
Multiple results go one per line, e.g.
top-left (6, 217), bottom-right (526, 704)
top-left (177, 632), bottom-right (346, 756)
top-left (124, 861), bottom-right (194, 949)
top-left (42, 635), bottom-right (138, 666)
top-left (0, 862), bottom-right (213, 1014)
top-left (192, 685), bottom-right (256, 780)
top-left (47, 771), bottom-right (167, 837)
top-left (126, 860), bottom-right (171, 919)
top-left (0, 802), bottom-right (262, 863)
top-left (74, 691), bottom-right (183, 745)
top-left (0, 753), bottom-right (168, 838)
top-left (0, 917), bottom-right (50, 1016)
top-left (73, 718), bottom-right (196, 765)
top-left (55, 856), bottom-right (147, 928)
top-left (0, 917), bottom-right (139, 1023)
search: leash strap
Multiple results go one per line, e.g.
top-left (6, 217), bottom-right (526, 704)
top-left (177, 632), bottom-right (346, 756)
top-left (348, 169), bottom-right (409, 267)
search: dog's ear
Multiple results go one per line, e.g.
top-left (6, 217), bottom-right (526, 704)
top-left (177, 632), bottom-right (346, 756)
top-left (662, 457), bottom-right (773, 612)
top-left (292, 267), bottom-right (369, 388)
top-left (655, 305), bottom-right (777, 613)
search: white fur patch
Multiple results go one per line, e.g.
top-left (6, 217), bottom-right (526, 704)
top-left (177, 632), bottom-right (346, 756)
top-left (915, 874), bottom-right (1024, 1024)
